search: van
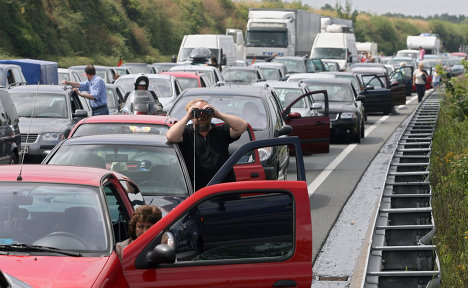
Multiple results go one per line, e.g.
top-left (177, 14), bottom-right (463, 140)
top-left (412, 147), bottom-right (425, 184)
top-left (310, 30), bottom-right (358, 71)
top-left (0, 64), bottom-right (27, 88)
top-left (177, 34), bottom-right (237, 67)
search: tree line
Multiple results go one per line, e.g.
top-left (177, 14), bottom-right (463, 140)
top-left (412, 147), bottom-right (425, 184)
top-left (0, 0), bottom-right (467, 67)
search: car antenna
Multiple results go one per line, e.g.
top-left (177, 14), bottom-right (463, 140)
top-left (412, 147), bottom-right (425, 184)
top-left (192, 109), bottom-right (198, 193)
top-left (17, 82), bottom-right (40, 181)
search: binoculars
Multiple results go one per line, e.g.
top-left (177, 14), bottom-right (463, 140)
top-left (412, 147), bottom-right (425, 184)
top-left (191, 107), bottom-right (214, 118)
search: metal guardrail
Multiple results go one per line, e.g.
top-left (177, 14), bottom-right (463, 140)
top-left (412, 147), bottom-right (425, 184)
top-left (363, 92), bottom-right (441, 288)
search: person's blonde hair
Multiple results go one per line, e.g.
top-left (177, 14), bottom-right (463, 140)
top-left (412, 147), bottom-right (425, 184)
top-left (185, 99), bottom-right (208, 111)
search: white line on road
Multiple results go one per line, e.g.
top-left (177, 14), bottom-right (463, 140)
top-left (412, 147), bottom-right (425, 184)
top-left (307, 115), bottom-right (390, 196)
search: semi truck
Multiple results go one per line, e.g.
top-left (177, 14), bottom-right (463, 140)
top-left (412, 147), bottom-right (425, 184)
top-left (245, 9), bottom-right (321, 61)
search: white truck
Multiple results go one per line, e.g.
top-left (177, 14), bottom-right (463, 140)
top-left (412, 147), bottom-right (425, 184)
top-left (310, 27), bottom-right (358, 71)
top-left (356, 42), bottom-right (378, 56)
top-left (226, 28), bottom-right (246, 61)
top-left (245, 9), bottom-right (321, 61)
top-left (407, 34), bottom-right (441, 55)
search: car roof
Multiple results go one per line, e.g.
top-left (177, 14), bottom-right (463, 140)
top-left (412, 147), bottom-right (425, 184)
top-left (223, 66), bottom-right (259, 71)
top-left (180, 85), bottom-right (270, 98)
top-left (161, 71), bottom-right (203, 78)
top-left (351, 66), bottom-right (387, 74)
top-left (170, 65), bottom-right (218, 72)
top-left (62, 133), bottom-right (173, 147)
top-left (8, 85), bottom-right (69, 94)
top-left (75, 114), bottom-right (176, 125)
top-left (299, 78), bottom-right (352, 86)
top-left (117, 73), bottom-right (172, 80)
top-left (0, 165), bottom-right (113, 186)
top-left (259, 81), bottom-right (304, 88)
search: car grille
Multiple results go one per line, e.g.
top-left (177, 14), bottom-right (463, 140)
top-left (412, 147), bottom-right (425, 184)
top-left (21, 134), bottom-right (38, 143)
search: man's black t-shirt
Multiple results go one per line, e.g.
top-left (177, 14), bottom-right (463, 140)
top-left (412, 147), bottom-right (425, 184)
top-left (179, 123), bottom-right (239, 191)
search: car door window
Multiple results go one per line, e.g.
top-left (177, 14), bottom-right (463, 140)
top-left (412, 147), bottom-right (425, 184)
top-left (104, 184), bottom-right (130, 243)
top-left (166, 191), bottom-right (294, 263)
top-left (70, 92), bottom-right (84, 112)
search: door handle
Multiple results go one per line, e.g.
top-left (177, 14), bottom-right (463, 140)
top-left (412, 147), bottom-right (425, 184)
top-left (250, 172), bottom-right (259, 178)
top-left (273, 280), bottom-right (297, 287)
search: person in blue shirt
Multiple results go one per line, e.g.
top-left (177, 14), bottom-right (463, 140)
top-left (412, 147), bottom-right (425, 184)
top-left (62, 65), bottom-right (109, 115)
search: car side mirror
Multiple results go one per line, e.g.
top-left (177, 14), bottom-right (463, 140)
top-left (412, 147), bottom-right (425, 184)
top-left (356, 95), bottom-right (365, 102)
top-left (365, 85), bottom-right (374, 91)
top-left (73, 109), bottom-right (88, 118)
top-left (275, 125), bottom-right (293, 137)
top-left (287, 112), bottom-right (301, 120)
top-left (146, 244), bottom-right (176, 267)
top-left (311, 103), bottom-right (322, 110)
top-left (391, 81), bottom-right (399, 87)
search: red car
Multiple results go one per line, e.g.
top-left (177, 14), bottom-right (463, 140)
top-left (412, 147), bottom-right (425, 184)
top-left (69, 114), bottom-right (265, 181)
top-left (0, 137), bottom-right (312, 287)
top-left (161, 71), bottom-right (211, 91)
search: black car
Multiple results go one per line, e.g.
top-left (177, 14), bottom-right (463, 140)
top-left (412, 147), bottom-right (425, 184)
top-left (8, 85), bottom-right (91, 160)
top-left (350, 64), bottom-right (406, 114)
top-left (42, 134), bottom-right (192, 210)
top-left (300, 78), bottom-right (365, 143)
top-left (168, 86), bottom-right (292, 180)
top-left (0, 89), bottom-right (21, 163)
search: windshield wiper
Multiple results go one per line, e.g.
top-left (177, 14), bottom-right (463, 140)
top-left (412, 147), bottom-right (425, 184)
top-left (0, 243), bottom-right (82, 257)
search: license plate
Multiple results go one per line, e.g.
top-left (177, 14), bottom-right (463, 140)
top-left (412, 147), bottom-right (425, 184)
top-left (20, 145), bottom-right (29, 154)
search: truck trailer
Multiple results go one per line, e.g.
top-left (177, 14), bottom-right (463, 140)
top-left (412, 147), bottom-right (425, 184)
top-left (0, 59), bottom-right (58, 85)
top-left (245, 9), bottom-right (321, 61)
top-left (407, 34), bottom-right (441, 55)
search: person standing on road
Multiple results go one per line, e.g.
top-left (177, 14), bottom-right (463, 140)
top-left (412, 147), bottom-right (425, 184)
top-left (62, 65), bottom-right (109, 116)
top-left (418, 46), bottom-right (426, 61)
top-left (413, 63), bottom-right (428, 102)
top-left (166, 99), bottom-right (248, 191)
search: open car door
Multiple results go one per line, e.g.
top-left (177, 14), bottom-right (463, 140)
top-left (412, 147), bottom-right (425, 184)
top-left (359, 74), bottom-right (393, 115)
top-left (121, 137), bottom-right (312, 288)
top-left (281, 90), bottom-right (330, 154)
top-left (387, 70), bottom-right (406, 106)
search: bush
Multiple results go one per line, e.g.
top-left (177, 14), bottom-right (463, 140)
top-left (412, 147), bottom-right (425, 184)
top-left (431, 60), bottom-right (468, 287)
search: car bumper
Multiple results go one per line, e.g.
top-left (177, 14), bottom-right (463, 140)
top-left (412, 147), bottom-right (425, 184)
top-left (21, 136), bottom-right (60, 157)
top-left (330, 119), bottom-right (359, 138)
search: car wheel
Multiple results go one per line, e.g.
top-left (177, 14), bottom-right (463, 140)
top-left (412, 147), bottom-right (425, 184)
top-left (361, 120), bottom-right (365, 138)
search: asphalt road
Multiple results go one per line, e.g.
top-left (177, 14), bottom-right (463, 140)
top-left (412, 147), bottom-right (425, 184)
top-left (288, 93), bottom-right (421, 262)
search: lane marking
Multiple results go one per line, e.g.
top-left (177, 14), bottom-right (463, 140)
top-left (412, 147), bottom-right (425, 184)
top-left (308, 115), bottom-right (389, 197)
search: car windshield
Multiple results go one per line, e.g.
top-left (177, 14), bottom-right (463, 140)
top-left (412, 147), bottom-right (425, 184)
top-left (47, 144), bottom-right (188, 197)
top-left (245, 30), bottom-right (288, 48)
top-left (311, 48), bottom-right (346, 60)
top-left (171, 67), bottom-right (215, 85)
top-left (0, 182), bottom-right (107, 251)
top-left (272, 59), bottom-right (306, 74)
top-left (177, 77), bottom-right (200, 91)
top-left (116, 78), bottom-right (167, 98)
top-left (273, 88), bottom-right (306, 109)
top-left (170, 95), bottom-right (268, 130)
top-left (223, 70), bottom-right (257, 83)
top-left (178, 48), bottom-right (219, 62)
top-left (304, 83), bottom-right (353, 102)
top-left (72, 123), bottom-right (169, 137)
top-left (260, 68), bottom-right (281, 80)
top-left (11, 93), bottom-right (68, 118)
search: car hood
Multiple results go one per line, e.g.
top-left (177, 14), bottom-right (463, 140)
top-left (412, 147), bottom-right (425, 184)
top-left (328, 102), bottom-right (356, 113)
top-left (19, 118), bottom-right (70, 134)
top-left (143, 195), bottom-right (187, 217)
top-left (0, 256), bottom-right (109, 287)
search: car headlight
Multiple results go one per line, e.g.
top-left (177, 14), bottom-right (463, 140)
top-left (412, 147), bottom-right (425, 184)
top-left (258, 146), bottom-right (273, 162)
top-left (42, 132), bottom-right (65, 141)
top-left (340, 112), bottom-right (356, 119)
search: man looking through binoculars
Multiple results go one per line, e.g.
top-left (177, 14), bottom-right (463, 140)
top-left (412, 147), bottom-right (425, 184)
top-left (166, 99), bottom-right (248, 191)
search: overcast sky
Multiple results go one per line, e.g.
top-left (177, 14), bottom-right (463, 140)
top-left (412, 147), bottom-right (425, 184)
top-left (300, 0), bottom-right (468, 17)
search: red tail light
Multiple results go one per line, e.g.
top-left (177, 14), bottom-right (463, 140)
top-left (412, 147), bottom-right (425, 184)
top-left (135, 111), bottom-right (148, 115)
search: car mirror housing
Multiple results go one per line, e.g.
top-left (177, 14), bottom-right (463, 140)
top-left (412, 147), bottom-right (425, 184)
top-left (287, 112), bottom-right (302, 120)
top-left (146, 244), bottom-right (176, 267)
top-left (311, 103), bottom-right (323, 110)
top-left (356, 95), bottom-right (366, 102)
top-left (275, 125), bottom-right (293, 137)
top-left (73, 109), bottom-right (88, 118)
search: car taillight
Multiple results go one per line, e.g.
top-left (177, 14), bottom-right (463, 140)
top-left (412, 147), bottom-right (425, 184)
top-left (135, 111), bottom-right (148, 115)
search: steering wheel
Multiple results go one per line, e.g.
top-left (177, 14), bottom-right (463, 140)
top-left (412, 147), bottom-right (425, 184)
top-left (33, 231), bottom-right (88, 250)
